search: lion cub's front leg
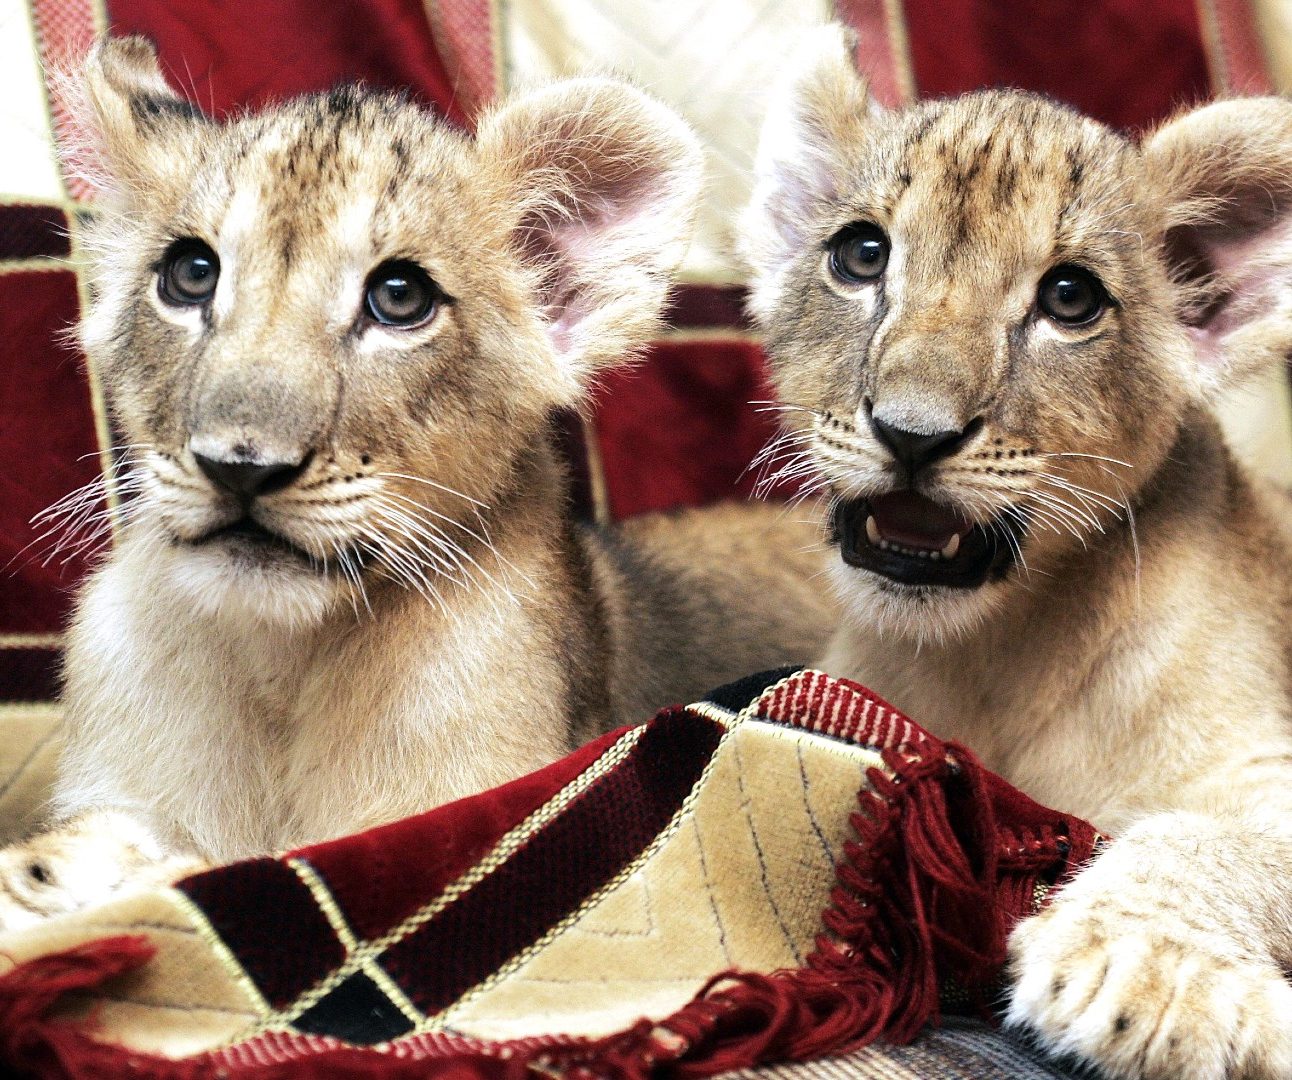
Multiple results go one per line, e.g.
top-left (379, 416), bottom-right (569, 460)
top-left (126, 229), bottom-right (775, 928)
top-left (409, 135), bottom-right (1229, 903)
top-left (0, 810), bottom-right (205, 934)
top-left (1006, 810), bottom-right (1292, 1079)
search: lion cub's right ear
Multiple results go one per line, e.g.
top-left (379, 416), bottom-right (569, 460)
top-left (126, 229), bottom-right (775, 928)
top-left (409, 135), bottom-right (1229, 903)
top-left (476, 79), bottom-right (703, 393)
top-left (1144, 98), bottom-right (1292, 397)
top-left (76, 36), bottom-right (209, 199)
top-left (740, 24), bottom-right (875, 325)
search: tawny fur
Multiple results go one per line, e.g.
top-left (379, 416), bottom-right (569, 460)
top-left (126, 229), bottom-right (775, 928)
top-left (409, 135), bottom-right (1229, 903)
top-left (0, 38), bottom-right (834, 930)
top-left (743, 25), bottom-right (1292, 1080)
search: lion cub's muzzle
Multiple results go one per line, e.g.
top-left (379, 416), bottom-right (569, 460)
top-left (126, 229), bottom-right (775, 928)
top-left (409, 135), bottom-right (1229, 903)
top-left (832, 406), bottom-right (1022, 588)
top-left (867, 409), bottom-right (981, 476)
top-left (188, 445), bottom-right (317, 565)
top-left (831, 494), bottom-right (1023, 589)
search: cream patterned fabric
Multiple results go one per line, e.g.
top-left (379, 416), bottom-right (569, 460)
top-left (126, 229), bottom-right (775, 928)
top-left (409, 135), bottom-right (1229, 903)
top-left (443, 720), bottom-right (881, 1040)
top-left (0, 705), bottom-right (61, 845)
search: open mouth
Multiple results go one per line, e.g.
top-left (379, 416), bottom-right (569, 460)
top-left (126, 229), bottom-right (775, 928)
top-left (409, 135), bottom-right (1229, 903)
top-left (831, 492), bottom-right (1024, 589)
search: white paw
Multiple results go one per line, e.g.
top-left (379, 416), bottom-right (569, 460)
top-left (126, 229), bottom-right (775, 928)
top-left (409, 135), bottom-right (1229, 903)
top-left (1006, 888), bottom-right (1292, 1079)
top-left (0, 839), bottom-right (91, 934)
top-left (0, 812), bottom-right (201, 935)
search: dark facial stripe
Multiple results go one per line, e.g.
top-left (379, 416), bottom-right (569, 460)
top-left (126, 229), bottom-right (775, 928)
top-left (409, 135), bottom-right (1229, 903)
top-left (0, 878), bottom-right (52, 916)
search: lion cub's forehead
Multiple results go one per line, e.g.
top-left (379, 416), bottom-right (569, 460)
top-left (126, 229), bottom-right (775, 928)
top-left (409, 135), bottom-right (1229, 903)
top-left (859, 93), bottom-right (1142, 286)
top-left (177, 90), bottom-right (486, 276)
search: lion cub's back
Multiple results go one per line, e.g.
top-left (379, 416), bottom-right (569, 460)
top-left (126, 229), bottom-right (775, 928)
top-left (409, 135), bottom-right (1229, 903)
top-left (586, 501), bottom-right (836, 731)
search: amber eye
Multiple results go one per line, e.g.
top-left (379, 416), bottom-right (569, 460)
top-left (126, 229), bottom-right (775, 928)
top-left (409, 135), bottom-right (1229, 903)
top-left (1037, 265), bottom-right (1107, 325)
top-left (364, 260), bottom-right (438, 327)
top-left (159, 240), bottom-right (220, 305)
top-left (828, 223), bottom-right (890, 283)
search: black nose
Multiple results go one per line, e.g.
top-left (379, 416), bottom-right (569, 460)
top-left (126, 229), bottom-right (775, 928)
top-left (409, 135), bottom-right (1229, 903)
top-left (867, 407), bottom-right (981, 473)
top-left (193, 452), bottom-right (310, 499)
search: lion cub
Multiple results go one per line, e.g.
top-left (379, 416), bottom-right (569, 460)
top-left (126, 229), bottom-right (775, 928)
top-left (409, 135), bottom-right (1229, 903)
top-left (0, 38), bottom-right (833, 929)
top-left (744, 25), bottom-right (1292, 1080)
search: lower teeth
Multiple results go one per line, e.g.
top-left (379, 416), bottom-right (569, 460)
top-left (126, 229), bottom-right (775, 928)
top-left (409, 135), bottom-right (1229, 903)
top-left (875, 539), bottom-right (942, 560)
top-left (863, 513), bottom-right (964, 562)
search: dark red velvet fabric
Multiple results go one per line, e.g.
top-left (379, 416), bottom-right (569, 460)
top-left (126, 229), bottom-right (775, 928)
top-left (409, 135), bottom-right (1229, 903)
top-left (302, 725), bottom-right (627, 942)
top-left (593, 339), bottom-right (788, 519)
top-left (181, 858), bottom-right (349, 1009)
top-left (380, 711), bottom-right (724, 1014)
top-left (0, 648), bottom-right (61, 702)
top-left (902, 0), bottom-right (1212, 132)
top-left (106, 0), bottom-right (468, 125)
top-left (0, 268), bottom-right (100, 639)
top-left (0, 205), bottom-right (71, 261)
top-left (661, 285), bottom-right (750, 331)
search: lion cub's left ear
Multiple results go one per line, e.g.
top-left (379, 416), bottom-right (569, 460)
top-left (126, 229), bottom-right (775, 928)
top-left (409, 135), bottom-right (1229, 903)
top-left (76, 36), bottom-right (210, 201)
top-left (740, 24), bottom-right (874, 326)
top-left (475, 79), bottom-right (702, 390)
top-left (1144, 98), bottom-right (1292, 395)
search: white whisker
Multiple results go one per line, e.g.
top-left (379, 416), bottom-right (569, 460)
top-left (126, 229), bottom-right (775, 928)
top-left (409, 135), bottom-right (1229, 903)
top-left (376, 471), bottom-right (487, 508)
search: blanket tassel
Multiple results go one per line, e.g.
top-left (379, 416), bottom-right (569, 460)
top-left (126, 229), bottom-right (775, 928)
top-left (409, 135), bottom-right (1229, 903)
top-left (0, 935), bottom-right (157, 1077)
top-left (548, 743), bottom-right (1008, 1078)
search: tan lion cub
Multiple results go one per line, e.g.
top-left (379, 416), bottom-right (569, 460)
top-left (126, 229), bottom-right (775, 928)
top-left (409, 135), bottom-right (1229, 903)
top-left (744, 25), bottom-right (1292, 1080)
top-left (0, 39), bottom-right (833, 930)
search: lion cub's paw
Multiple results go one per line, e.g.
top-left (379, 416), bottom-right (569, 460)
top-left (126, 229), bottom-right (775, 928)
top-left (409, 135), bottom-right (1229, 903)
top-left (1006, 883), bottom-right (1292, 1080)
top-left (0, 811), bottom-right (202, 935)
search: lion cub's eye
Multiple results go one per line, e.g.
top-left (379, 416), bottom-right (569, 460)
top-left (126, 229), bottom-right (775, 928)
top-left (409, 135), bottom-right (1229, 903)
top-left (159, 239), bottom-right (220, 305)
top-left (1037, 265), bottom-right (1107, 325)
top-left (364, 260), bottom-right (438, 328)
top-left (828, 223), bottom-right (890, 283)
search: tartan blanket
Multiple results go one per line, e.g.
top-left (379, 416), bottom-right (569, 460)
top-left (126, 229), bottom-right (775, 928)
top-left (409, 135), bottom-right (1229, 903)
top-left (0, 669), bottom-right (1098, 1078)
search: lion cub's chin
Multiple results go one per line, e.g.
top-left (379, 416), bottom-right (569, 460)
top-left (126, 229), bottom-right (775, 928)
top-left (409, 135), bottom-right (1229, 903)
top-left (828, 559), bottom-right (1008, 644)
top-left (158, 535), bottom-right (339, 629)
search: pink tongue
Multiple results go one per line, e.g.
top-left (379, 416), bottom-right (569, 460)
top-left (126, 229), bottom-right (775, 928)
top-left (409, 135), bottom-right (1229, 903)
top-left (871, 492), bottom-right (972, 551)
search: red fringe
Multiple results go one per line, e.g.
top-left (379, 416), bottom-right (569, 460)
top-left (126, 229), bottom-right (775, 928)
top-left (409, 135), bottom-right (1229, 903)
top-left (0, 935), bottom-right (156, 1077)
top-left (539, 742), bottom-right (1012, 1079)
top-left (0, 743), bottom-right (1065, 1079)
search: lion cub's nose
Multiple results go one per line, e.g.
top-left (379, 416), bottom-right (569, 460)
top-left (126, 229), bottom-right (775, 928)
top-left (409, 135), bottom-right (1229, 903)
top-left (867, 407), bottom-right (981, 475)
top-left (193, 452), bottom-right (310, 500)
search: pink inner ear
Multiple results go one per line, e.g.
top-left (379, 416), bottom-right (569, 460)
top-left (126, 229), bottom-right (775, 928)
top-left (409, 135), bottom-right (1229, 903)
top-left (546, 284), bottom-right (592, 357)
top-left (1186, 325), bottom-right (1225, 371)
top-left (768, 164), bottom-right (824, 255)
top-left (754, 132), bottom-right (841, 267)
top-left (524, 191), bottom-right (657, 356)
top-left (1178, 208), bottom-right (1292, 369)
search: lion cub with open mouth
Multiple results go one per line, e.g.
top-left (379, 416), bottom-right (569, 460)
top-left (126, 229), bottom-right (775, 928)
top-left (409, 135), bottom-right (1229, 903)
top-left (0, 38), bottom-right (833, 929)
top-left (745, 25), bottom-right (1292, 1080)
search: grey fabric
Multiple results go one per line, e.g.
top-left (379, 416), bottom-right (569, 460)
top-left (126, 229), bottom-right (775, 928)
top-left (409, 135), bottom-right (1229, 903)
top-left (736, 1018), bottom-right (1079, 1079)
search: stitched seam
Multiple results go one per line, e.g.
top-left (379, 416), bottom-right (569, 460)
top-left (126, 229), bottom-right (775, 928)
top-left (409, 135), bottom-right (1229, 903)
top-left (426, 709), bottom-right (755, 1033)
top-left (288, 858), bottom-right (359, 953)
top-left (166, 888), bottom-right (274, 1019)
top-left (287, 857), bottom-right (426, 1029)
top-left (0, 634), bottom-right (63, 648)
top-left (362, 958), bottom-right (424, 1028)
top-left (254, 724), bottom-right (648, 1033)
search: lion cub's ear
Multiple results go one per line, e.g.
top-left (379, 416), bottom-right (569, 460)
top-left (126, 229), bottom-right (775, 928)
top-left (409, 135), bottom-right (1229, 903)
top-left (476, 79), bottom-right (703, 387)
top-left (740, 23), bottom-right (875, 325)
top-left (1144, 98), bottom-right (1292, 396)
top-left (77, 36), bottom-right (208, 198)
